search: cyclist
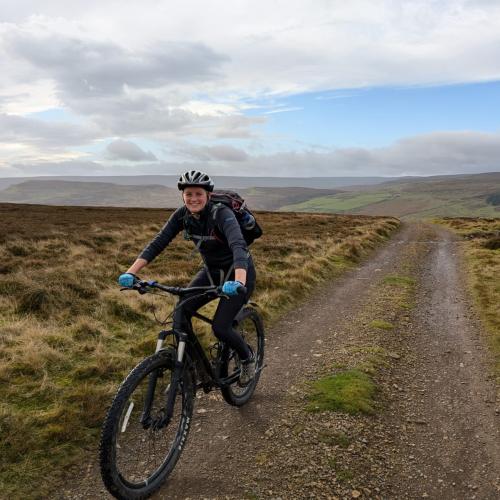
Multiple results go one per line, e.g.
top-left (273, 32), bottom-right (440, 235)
top-left (118, 170), bottom-right (256, 385)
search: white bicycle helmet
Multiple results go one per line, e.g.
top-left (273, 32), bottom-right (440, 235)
top-left (177, 170), bottom-right (214, 192)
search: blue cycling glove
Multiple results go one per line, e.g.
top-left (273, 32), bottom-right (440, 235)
top-left (118, 273), bottom-right (137, 288)
top-left (222, 280), bottom-right (244, 296)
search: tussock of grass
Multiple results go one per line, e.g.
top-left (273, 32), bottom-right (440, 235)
top-left (107, 299), bottom-right (148, 322)
top-left (327, 457), bottom-right (355, 482)
top-left (0, 204), bottom-right (399, 495)
top-left (483, 237), bottom-right (500, 250)
top-left (383, 275), bottom-right (416, 287)
top-left (348, 346), bottom-right (390, 374)
top-left (6, 244), bottom-right (31, 257)
top-left (0, 279), bottom-right (23, 296)
top-left (72, 319), bottom-right (104, 341)
top-left (369, 319), bottom-right (394, 330)
top-left (317, 430), bottom-right (352, 448)
top-left (306, 369), bottom-right (376, 414)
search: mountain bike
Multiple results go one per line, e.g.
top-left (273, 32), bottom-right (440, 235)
top-left (99, 279), bottom-right (265, 500)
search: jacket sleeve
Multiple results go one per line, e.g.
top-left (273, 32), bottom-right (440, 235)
top-left (138, 207), bottom-right (184, 263)
top-left (215, 206), bottom-right (249, 270)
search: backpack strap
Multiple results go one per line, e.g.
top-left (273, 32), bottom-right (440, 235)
top-left (210, 202), bottom-right (223, 221)
top-left (189, 233), bottom-right (218, 242)
top-left (208, 203), bottom-right (228, 243)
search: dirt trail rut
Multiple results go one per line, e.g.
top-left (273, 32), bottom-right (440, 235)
top-left (388, 227), bottom-right (500, 499)
top-left (65, 223), bottom-right (499, 499)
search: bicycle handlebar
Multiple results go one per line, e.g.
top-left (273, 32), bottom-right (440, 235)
top-left (122, 279), bottom-right (247, 297)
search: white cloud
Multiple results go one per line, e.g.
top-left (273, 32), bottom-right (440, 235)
top-left (5, 131), bottom-right (499, 178)
top-left (0, 113), bottom-right (100, 147)
top-left (264, 107), bottom-right (303, 115)
top-left (3, 2), bottom-right (500, 107)
top-left (4, 31), bottom-right (227, 99)
top-left (243, 131), bottom-right (500, 176)
top-left (171, 143), bottom-right (249, 162)
top-left (1, 2), bottom-right (500, 175)
top-left (106, 139), bottom-right (157, 162)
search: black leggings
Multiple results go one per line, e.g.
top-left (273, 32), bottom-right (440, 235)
top-left (172, 262), bottom-right (256, 360)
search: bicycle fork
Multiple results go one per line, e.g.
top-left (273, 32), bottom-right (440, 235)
top-left (159, 332), bottom-right (187, 428)
top-left (140, 331), bottom-right (188, 430)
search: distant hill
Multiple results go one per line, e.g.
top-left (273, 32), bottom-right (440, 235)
top-left (0, 175), bottom-right (395, 191)
top-left (0, 180), bottom-right (182, 208)
top-left (280, 172), bottom-right (500, 219)
top-left (1, 172), bottom-right (498, 218)
top-left (0, 180), bottom-right (341, 211)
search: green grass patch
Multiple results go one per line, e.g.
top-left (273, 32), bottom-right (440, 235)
top-left (306, 369), bottom-right (376, 414)
top-left (369, 319), bottom-right (394, 330)
top-left (327, 457), bottom-right (355, 482)
top-left (317, 430), bottom-right (352, 448)
top-left (280, 192), bottom-right (392, 213)
top-left (383, 275), bottom-right (416, 287)
top-left (345, 346), bottom-right (390, 375)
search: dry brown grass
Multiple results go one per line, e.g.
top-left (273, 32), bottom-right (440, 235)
top-left (437, 217), bottom-right (500, 377)
top-left (0, 203), bottom-right (399, 496)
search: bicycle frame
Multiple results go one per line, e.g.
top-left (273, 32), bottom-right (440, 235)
top-left (140, 287), bottom-right (242, 429)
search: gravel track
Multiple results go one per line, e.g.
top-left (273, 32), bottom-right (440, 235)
top-left (64, 223), bottom-right (499, 499)
top-left (386, 226), bottom-right (500, 499)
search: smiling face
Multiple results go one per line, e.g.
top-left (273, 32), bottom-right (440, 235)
top-left (182, 186), bottom-right (210, 214)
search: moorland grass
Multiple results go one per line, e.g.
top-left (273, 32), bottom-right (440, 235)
top-left (0, 203), bottom-right (399, 496)
top-left (369, 319), bottom-right (394, 330)
top-left (437, 217), bottom-right (500, 378)
top-left (383, 275), bottom-right (416, 287)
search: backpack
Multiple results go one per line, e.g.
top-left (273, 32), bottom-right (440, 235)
top-left (183, 190), bottom-right (263, 246)
top-left (210, 190), bottom-right (263, 245)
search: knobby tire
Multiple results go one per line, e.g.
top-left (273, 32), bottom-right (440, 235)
top-left (99, 349), bottom-right (194, 499)
top-left (220, 306), bottom-right (265, 406)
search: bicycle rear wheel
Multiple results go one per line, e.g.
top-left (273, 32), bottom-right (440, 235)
top-left (220, 306), bottom-right (265, 407)
top-left (100, 349), bottom-right (194, 499)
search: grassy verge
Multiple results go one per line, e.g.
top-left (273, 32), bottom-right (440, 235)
top-left (0, 204), bottom-right (399, 497)
top-left (435, 217), bottom-right (500, 377)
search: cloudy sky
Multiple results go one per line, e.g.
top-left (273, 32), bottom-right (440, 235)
top-left (1, 0), bottom-right (500, 178)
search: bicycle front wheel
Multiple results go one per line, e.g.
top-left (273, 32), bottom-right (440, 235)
top-left (100, 349), bottom-right (194, 499)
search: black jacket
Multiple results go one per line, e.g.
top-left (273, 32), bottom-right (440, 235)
top-left (139, 202), bottom-right (249, 270)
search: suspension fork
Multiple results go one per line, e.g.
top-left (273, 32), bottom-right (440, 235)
top-left (140, 329), bottom-right (170, 428)
top-left (156, 331), bottom-right (188, 429)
